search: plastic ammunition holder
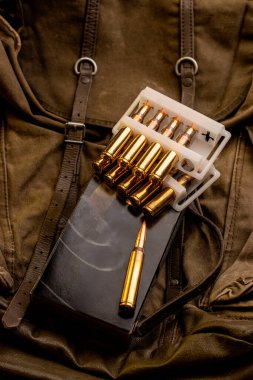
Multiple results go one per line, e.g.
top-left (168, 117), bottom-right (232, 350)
top-left (112, 87), bottom-right (231, 211)
top-left (33, 88), bottom-right (231, 343)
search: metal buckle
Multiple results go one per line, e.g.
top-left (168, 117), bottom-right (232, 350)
top-left (74, 57), bottom-right (98, 75)
top-left (175, 56), bottom-right (198, 76)
top-left (64, 122), bottom-right (85, 144)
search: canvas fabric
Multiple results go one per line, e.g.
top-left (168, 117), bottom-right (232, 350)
top-left (0, 0), bottom-right (253, 379)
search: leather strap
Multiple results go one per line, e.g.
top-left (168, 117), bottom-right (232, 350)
top-left (165, 216), bottom-right (185, 301)
top-left (136, 0), bottom-right (200, 337)
top-left (135, 206), bottom-right (224, 336)
top-left (56, 0), bottom-right (100, 235)
top-left (2, 0), bottom-right (100, 329)
top-left (177, 0), bottom-right (197, 108)
top-left (135, 0), bottom-right (204, 336)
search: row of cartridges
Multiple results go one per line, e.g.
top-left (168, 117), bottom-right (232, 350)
top-left (92, 101), bottom-right (197, 218)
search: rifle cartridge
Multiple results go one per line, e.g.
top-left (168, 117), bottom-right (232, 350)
top-left (92, 126), bottom-right (133, 174)
top-left (131, 101), bottom-right (152, 123)
top-left (119, 220), bottom-right (147, 317)
top-left (117, 108), bottom-right (168, 171)
top-left (160, 116), bottom-right (181, 138)
top-left (133, 142), bottom-right (163, 178)
top-left (128, 181), bottom-right (162, 209)
top-left (176, 124), bottom-right (196, 146)
top-left (132, 115), bottom-right (180, 179)
top-left (117, 134), bottom-right (147, 169)
top-left (103, 164), bottom-right (129, 187)
top-left (149, 124), bottom-right (197, 184)
top-left (143, 174), bottom-right (192, 218)
top-left (145, 109), bottom-right (167, 130)
top-left (93, 101), bottom-right (152, 174)
top-left (117, 173), bottom-right (144, 199)
top-left (92, 156), bottom-right (112, 175)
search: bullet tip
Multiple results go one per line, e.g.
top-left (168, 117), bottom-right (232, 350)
top-left (135, 220), bottom-right (147, 250)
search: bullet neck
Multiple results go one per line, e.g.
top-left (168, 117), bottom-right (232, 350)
top-left (177, 125), bottom-right (196, 146)
top-left (132, 102), bottom-right (152, 123)
top-left (161, 117), bottom-right (180, 139)
top-left (177, 174), bottom-right (192, 187)
top-left (146, 110), bottom-right (167, 131)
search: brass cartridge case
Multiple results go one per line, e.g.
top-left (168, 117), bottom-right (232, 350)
top-left (130, 116), bottom-right (180, 179)
top-left (143, 187), bottom-right (175, 218)
top-left (145, 109), bottom-right (167, 131)
top-left (128, 181), bottom-right (162, 209)
top-left (92, 126), bottom-right (133, 174)
top-left (133, 142), bottom-right (163, 178)
top-left (119, 221), bottom-right (147, 316)
top-left (143, 174), bottom-right (192, 218)
top-left (131, 101), bottom-right (152, 123)
top-left (118, 134), bottom-right (147, 169)
top-left (92, 156), bottom-right (112, 175)
top-left (104, 164), bottom-right (129, 187)
top-left (149, 150), bottom-right (179, 184)
top-left (161, 116), bottom-right (181, 139)
top-left (177, 173), bottom-right (192, 187)
top-left (117, 173), bottom-right (144, 199)
top-left (148, 124), bottom-right (197, 184)
top-left (102, 126), bottom-right (133, 160)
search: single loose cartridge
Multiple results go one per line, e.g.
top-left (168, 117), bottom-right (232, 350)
top-left (119, 220), bottom-right (147, 317)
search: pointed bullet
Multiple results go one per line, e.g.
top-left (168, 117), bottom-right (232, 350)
top-left (119, 220), bottom-right (147, 317)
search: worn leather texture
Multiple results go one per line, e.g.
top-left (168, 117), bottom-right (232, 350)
top-left (0, 0), bottom-right (253, 379)
top-left (2, 0), bottom-right (99, 330)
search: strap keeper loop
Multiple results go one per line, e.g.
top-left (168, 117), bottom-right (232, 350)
top-left (64, 122), bottom-right (86, 144)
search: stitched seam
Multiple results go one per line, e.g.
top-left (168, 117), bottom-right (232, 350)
top-left (181, 0), bottom-right (185, 55)
top-left (207, 312), bottom-right (253, 321)
top-left (223, 133), bottom-right (241, 255)
top-left (184, 305), bottom-right (253, 321)
top-left (214, 315), bottom-right (253, 321)
top-left (224, 131), bottom-right (245, 268)
top-left (0, 118), bottom-right (15, 277)
top-left (81, 0), bottom-right (100, 58)
top-left (189, 1), bottom-right (193, 57)
top-left (180, 0), bottom-right (195, 107)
